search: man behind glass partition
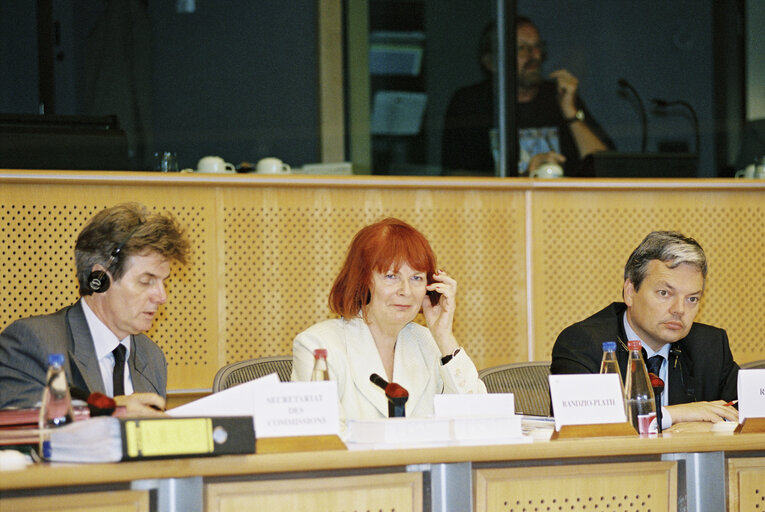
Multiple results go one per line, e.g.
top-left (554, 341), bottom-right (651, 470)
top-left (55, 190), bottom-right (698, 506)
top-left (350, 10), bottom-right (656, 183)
top-left (442, 17), bottom-right (612, 176)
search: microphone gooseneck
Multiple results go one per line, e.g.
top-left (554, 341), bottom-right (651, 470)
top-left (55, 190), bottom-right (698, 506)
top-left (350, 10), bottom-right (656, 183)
top-left (651, 98), bottom-right (700, 157)
top-left (648, 373), bottom-right (664, 434)
top-left (618, 78), bottom-right (648, 153)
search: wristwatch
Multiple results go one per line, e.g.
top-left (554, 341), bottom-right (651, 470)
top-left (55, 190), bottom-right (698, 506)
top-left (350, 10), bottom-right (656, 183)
top-left (565, 109), bottom-right (585, 124)
top-left (440, 347), bottom-right (461, 365)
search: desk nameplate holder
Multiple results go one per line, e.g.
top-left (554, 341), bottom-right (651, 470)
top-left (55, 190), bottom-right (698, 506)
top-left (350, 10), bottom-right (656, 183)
top-left (257, 434), bottom-right (346, 454)
top-left (734, 417), bottom-right (765, 434)
top-left (549, 374), bottom-right (634, 439)
top-left (551, 422), bottom-right (637, 440)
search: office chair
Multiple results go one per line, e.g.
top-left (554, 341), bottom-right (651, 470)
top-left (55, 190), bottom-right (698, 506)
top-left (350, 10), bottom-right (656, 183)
top-left (212, 355), bottom-right (293, 392)
top-left (478, 361), bottom-right (551, 417)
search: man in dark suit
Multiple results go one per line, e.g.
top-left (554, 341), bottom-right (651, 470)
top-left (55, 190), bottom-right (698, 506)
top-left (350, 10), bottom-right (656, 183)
top-left (0, 202), bottom-right (190, 415)
top-left (552, 231), bottom-right (739, 426)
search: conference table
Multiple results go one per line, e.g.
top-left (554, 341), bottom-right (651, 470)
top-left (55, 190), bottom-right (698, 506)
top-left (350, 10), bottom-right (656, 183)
top-left (2, 428), bottom-right (765, 512)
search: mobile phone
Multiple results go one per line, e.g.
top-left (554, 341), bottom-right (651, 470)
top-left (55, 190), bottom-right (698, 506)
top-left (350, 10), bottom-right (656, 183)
top-left (427, 289), bottom-right (441, 306)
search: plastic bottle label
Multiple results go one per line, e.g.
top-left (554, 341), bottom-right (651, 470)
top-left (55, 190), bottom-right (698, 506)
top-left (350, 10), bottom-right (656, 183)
top-left (637, 412), bottom-right (657, 434)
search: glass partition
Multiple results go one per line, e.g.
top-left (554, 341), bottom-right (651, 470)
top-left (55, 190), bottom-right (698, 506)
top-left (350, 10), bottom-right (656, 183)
top-left (0, 1), bottom-right (756, 178)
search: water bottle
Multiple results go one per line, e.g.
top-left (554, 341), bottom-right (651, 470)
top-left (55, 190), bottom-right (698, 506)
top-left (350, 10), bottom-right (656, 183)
top-left (600, 341), bottom-right (627, 417)
top-left (624, 340), bottom-right (657, 435)
top-left (599, 341), bottom-right (620, 375)
top-left (311, 349), bottom-right (329, 381)
top-left (39, 353), bottom-right (74, 456)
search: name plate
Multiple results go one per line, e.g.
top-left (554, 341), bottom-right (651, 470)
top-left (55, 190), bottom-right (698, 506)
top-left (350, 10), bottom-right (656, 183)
top-left (434, 393), bottom-right (515, 417)
top-left (738, 369), bottom-right (765, 421)
top-left (549, 374), bottom-right (627, 431)
top-left (253, 381), bottom-right (339, 438)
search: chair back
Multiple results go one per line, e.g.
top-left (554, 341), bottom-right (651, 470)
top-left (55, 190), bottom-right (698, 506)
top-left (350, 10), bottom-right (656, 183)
top-left (478, 361), bottom-right (551, 417)
top-left (212, 355), bottom-right (293, 392)
top-left (740, 360), bottom-right (765, 369)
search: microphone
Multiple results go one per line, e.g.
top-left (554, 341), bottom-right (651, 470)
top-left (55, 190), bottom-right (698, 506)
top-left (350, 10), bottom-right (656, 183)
top-left (651, 98), bottom-right (700, 157)
top-left (369, 373), bottom-right (409, 417)
top-left (70, 386), bottom-right (118, 416)
top-left (369, 373), bottom-right (389, 391)
top-left (648, 373), bottom-right (664, 434)
top-left (618, 78), bottom-right (648, 152)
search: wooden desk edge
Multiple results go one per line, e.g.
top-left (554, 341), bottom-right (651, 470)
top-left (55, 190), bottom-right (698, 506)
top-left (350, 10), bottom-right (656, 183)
top-left (3, 431), bottom-right (765, 491)
top-left (1, 169), bottom-right (764, 191)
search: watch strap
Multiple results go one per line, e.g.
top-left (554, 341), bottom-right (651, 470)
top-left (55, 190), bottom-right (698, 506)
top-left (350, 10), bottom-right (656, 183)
top-left (440, 347), bottom-right (461, 365)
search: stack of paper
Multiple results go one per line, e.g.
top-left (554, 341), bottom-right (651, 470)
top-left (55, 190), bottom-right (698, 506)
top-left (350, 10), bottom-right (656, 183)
top-left (47, 416), bottom-right (123, 462)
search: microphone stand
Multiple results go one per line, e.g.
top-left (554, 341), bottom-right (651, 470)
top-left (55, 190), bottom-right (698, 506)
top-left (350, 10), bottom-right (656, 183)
top-left (618, 78), bottom-right (648, 152)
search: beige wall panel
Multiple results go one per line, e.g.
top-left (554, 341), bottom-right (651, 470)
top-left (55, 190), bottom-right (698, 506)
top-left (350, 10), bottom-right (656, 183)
top-left (6, 175), bottom-right (760, 393)
top-left (474, 461), bottom-right (676, 512)
top-left (219, 186), bottom-right (527, 370)
top-left (530, 189), bottom-right (765, 362)
top-left (206, 472), bottom-right (422, 512)
top-left (0, 183), bottom-right (219, 391)
top-left (3, 489), bottom-right (149, 512)
top-left (728, 457), bottom-right (765, 512)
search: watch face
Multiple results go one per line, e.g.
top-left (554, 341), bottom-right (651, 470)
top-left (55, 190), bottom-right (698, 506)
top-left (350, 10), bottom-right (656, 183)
top-left (575, 109), bottom-right (585, 121)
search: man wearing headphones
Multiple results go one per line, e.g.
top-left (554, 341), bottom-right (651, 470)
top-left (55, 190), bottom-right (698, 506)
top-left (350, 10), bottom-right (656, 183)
top-left (551, 231), bottom-right (740, 427)
top-left (0, 202), bottom-right (190, 415)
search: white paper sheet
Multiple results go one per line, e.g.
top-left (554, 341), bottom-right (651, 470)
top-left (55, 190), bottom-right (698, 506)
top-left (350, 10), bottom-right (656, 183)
top-left (168, 373), bottom-right (279, 419)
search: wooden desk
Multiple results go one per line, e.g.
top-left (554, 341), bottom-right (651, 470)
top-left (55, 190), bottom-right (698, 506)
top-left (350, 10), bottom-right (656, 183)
top-left (2, 431), bottom-right (765, 511)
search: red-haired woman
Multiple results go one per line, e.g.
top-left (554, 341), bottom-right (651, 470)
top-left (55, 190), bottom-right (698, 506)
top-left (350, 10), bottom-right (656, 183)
top-left (291, 218), bottom-right (485, 427)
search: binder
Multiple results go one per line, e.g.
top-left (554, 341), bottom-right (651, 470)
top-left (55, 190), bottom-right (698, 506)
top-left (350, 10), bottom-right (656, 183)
top-left (120, 416), bottom-right (255, 460)
top-left (46, 416), bottom-right (255, 462)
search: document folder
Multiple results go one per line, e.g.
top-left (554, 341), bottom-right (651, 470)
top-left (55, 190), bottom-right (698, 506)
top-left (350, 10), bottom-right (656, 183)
top-left (46, 416), bottom-right (255, 462)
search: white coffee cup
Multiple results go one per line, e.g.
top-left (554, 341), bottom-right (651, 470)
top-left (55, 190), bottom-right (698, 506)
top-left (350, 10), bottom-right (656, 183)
top-left (197, 156), bottom-right (235, 173)
top-left (256, 157), bottom-right (291, 174)
top-left (530, 162), bottom-right (564, 179)
top-left (735, 164), bottom-right (756, 179)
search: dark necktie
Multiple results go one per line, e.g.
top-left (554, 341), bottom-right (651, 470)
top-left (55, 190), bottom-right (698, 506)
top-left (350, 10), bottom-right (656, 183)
top-left (646, 354), bottom-right (664, 377)
top-left (112, 344), bottom-right (127, 397)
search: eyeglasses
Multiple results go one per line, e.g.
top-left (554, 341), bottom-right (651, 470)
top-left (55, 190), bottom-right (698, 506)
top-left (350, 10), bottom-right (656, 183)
top-left (517, 41), bottom-right (546, 57)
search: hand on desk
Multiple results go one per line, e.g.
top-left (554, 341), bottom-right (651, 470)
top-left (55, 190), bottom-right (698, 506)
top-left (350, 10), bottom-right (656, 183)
top-left (114, 392), bottom-right (166, 417)
top-left (665, 400), bottom-right (738, 425)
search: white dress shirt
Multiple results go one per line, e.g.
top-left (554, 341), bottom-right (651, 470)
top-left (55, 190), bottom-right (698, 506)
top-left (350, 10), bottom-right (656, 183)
top-left (81, 299), bottom-right (133, 396)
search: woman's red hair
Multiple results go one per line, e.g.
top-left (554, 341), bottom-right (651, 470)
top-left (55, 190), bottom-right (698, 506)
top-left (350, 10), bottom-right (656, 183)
top-left (329, 218), bottom-right (437, 320)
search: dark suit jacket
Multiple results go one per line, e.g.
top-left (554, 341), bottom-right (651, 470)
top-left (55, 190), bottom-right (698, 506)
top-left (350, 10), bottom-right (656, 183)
top-left (551, 302), bottom-right (739, 405)
top-left (0, 300), bottom-right (167, 408)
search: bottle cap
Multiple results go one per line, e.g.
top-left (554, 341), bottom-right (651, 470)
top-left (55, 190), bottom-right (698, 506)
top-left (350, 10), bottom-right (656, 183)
top-left (602, 341), bottom-right (616, 352)
top-left (627, 340), bottom-right (642, 351)
top-left (313, 348), bottom-right (327, 359)
top-left (48, 353), bottom-right (65, 366)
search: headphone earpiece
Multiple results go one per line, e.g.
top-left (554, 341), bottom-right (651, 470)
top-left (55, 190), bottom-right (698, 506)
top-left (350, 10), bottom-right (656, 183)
top-left (88, 270), bottom-right (110, 293)
top-left (87, 223), bottom-right (141, 295)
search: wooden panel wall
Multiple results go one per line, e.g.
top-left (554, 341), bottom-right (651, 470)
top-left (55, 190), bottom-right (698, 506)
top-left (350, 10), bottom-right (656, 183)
top-left (0, 172), bottom-right (763, 394)
top-left (530, 187), bottom-right (765, 361)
